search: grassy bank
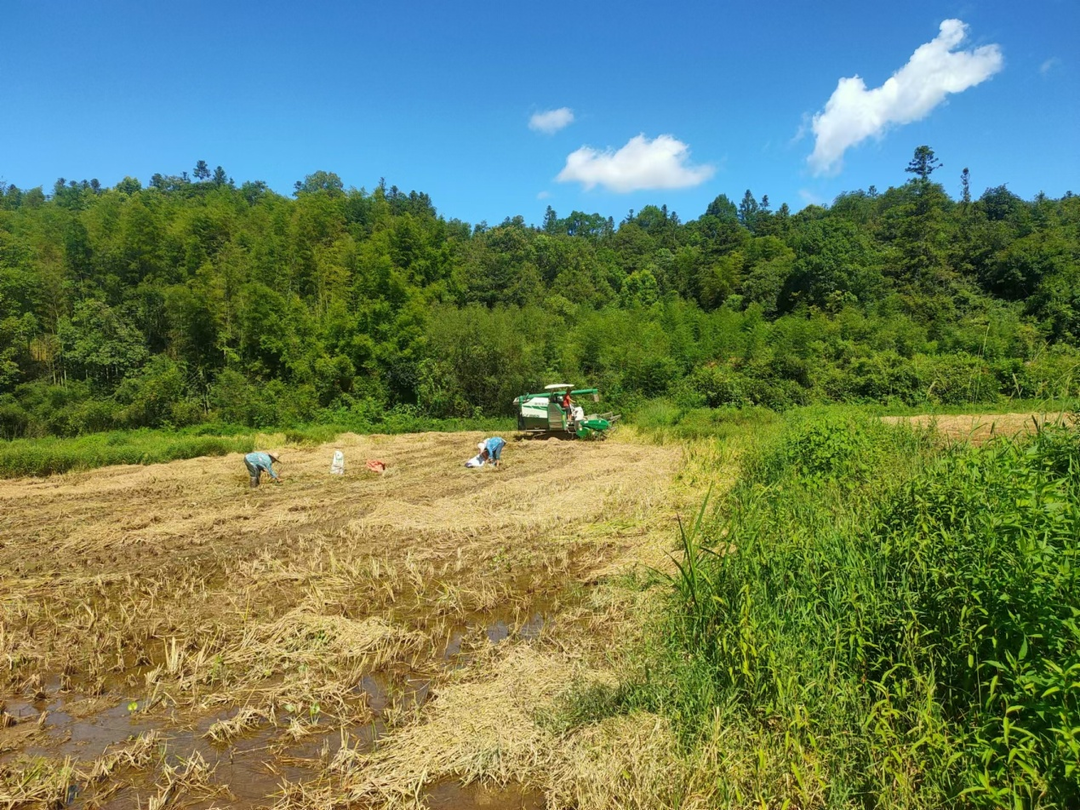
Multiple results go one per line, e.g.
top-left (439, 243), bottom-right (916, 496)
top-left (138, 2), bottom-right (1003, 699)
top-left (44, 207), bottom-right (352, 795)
top-left (0, 430), bottom-right (257, 478)
top-left (0, 415), bottom-right (515, 478)
top-left (628, 396), bottom-right (1078, 440)
top-left (581, 406), bottom-right (1080, 808)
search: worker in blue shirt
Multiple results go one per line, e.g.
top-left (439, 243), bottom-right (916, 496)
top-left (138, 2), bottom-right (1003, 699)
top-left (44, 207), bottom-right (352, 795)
top-left (244, 451), bottom-right (280, 488)
top-left (477, 437), bottom-right (506, 468)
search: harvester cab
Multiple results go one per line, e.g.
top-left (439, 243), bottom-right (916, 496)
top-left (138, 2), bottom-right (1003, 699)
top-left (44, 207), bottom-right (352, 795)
top-left (513, 384), bottom-right (619, 439)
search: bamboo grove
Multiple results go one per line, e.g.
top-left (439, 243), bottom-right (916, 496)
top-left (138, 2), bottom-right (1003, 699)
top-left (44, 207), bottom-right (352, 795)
top-left (1, 148), bottom-right (1078, 438)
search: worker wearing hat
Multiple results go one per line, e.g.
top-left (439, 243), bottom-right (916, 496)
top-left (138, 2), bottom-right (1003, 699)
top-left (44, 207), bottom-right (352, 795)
top-left (244, 451), bottom-right (281, 487)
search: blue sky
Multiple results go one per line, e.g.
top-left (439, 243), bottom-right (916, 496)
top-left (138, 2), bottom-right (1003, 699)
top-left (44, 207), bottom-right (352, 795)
top-left (2, 0), bottom-right (1076, 227)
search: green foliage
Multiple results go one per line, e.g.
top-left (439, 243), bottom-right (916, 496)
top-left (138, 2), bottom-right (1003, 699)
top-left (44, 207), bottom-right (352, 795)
top-left (878, 426), bottom-right (1080, 807)
top-left (679, 363), bottom-right (750, 408)
top-left (906, 145), bottom-right (944, 181)
top-left (632, 399), bottom-right (779, 443)
top-left (757, 407), bottom-right (889, 484)
top-left (611, 408), bottom-right (1080, 808)
top-left (918, 353), bottom-right (1000, 405)
top-left (0, 429), bottom-right (255, 477)
top-left (113, 355), bottom-right (194, 428)
top-left (210, 368), bottom-right (270, 427)
top-left (0, 159), bottom-right (1077, 440)
top-left (59, 299), bottom-right (148, 384)
top-left (1007, 348), bottom-right (1080, 400)
top-left (418, 303), bottom-right (554, 417)
top-left (0, 394), bottom-right (30, 440)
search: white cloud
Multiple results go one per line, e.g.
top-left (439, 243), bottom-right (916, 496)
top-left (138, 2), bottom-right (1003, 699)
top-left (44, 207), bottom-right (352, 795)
top-left (529, 107), bottom-right (575, 134)
top-left (556, 134), bottom-right (714, 193)
top-left (536, 190), bottom-right (551, 200)
top-left (808, 19), bottom-right (1003, 176)
top-left (1040, 57), bottom-right (1062, 76)
top-left (791, 112), bottom-right (812, 145)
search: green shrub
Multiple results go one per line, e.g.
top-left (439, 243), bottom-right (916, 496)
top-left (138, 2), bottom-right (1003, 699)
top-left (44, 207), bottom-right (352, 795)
top-left (113, 356), bottom-right (186, 428)
top-left (849, 351), bottom-right (923, 404)
top-left (1011, 348), bottom-right (1080, 400)
top-left (0, 395), bottom-right (30, 440)
top-left (917, 353), bottom-right (1001, 405)
top-left (632, 398), bottom-right (683, 430)
top-left (743, 374), bottom-right (810, 410)
top-left (756, 408), bottom-right (889, 485)
top-left (631, 398), bottom-right (779, 442)
top-left (875, 426), bottom-right (1080, 807)
top-left (680, 364), bottom-right (750, 408)
top-left (615, 408), bottom-right (1080, 808)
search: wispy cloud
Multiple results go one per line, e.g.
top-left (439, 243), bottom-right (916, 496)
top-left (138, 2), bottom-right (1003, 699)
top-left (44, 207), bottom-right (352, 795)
top-left (556, 134), bottom-right (714, 193)
top-left (808, 19), bottom-right (1003, 176)
top-left (536, 190), bottom-right (551, 200)
top-left (1040, 57), bottom-right (1062, 77)
top-left (529, 107), bottom-right (575, 134)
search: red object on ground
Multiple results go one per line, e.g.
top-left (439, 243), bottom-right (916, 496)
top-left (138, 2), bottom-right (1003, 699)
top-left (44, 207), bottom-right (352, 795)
top-left (366, 460), bottom-right (386, 474)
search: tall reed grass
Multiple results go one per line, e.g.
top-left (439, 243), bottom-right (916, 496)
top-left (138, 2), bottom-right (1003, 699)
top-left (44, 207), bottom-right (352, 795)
top-left (614, 407), bottom-right (1079, 808)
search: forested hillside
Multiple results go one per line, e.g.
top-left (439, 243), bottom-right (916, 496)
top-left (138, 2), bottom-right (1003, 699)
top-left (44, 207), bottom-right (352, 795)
top-left (1, 149), bottom-right (1078, 438)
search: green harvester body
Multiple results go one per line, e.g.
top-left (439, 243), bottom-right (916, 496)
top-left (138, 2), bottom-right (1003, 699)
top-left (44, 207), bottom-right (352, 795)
top-left (513, 384), bottom-right (619, 439)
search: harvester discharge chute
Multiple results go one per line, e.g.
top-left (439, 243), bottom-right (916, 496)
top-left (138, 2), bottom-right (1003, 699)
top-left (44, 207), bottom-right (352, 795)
top-left (513, 384), bottom-right (619, 439)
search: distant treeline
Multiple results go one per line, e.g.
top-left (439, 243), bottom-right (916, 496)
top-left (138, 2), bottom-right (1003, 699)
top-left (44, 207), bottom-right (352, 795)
top-left (1, 148), bottom-right (1078, 439)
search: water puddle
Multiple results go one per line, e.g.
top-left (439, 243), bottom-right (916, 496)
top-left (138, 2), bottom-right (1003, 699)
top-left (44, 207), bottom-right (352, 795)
top-left (360, 671), bottom-right (431, 720)
top-left (201, 727), bottom-right (310, 804)
top-left (360, 673), bottom-right (392, 714)
top-left (2, 604), bottom-right (556, 807)
top-left (1, 693), bottom-right (157, 762)
top-left (424, 778), bottom-right (545, 810)
top-left (443, 632), bottom-right (464, 659)
top-left (0, 689), bottom-right (372, 808)
top-left (486, 611), bottom-right (546, 644)
top-left (486, 619), bottom-right (511, 644)
top-left (439, 610), bottom-right (548, 658)
top-left (518, 612), bottom-right (546, 641)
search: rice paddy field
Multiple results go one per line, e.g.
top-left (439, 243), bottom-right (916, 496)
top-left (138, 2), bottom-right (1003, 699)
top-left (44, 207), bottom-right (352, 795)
top-left (3, 409), bottom-right (1075, 810)
top-left (0, 429), bottom-right (713, 809)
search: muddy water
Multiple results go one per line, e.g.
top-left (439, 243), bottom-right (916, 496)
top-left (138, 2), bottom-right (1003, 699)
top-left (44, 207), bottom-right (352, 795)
top-left (1, 691), bottom-right (344, 804)
top-left (5, 694), bottom-right (155, 760)
top-left (424, 778), bottom-right (545, 809)
top-left (2, 688), bottom-right (374, 807)
top-left (0, 607), bottom-right (555, 808)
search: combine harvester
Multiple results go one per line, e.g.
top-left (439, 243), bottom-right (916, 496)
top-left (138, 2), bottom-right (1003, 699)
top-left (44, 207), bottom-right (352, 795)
top-left (513, 384), bottom-right (619, 439)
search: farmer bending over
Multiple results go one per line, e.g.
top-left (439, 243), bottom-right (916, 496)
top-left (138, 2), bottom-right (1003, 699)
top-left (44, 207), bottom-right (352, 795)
top-left (245, 451), bottom-right (281, 487)
top-left (477, 437), bottom-right (506, 468)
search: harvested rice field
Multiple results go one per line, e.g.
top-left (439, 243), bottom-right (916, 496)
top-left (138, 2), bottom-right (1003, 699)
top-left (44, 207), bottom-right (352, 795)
top-left (0, 430), bottom-right (712, 809)
top-left (880, 411), bottom-right (1073, 445)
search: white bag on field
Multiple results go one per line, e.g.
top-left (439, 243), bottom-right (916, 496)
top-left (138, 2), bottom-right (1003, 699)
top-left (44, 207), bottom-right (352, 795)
top-left (330, 450), bottom-right (345, 475)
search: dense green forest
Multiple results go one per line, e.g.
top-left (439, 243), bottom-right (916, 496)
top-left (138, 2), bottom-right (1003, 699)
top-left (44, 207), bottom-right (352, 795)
top-left (1, 148), bottom-right (1078, 439)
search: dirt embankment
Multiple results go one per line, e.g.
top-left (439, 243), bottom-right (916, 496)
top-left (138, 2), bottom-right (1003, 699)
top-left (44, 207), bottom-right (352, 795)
top-left (0, 431), bottom-right (699, 809)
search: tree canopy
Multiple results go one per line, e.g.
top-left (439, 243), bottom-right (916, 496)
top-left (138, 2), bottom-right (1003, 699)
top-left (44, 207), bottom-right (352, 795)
top-left (1, 149), bottom-right (1078, 438)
